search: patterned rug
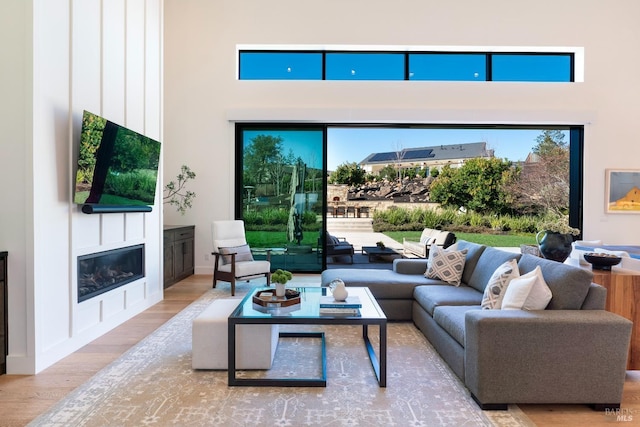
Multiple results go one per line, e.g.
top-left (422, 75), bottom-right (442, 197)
top-left (28, 280), bottom-right (534, 427)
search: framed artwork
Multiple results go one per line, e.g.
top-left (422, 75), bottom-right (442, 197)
top-left (605, 169), bottom-right (640, 213)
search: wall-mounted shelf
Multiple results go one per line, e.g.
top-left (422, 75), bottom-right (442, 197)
top-left (81, 204), bottom-right (153, 214)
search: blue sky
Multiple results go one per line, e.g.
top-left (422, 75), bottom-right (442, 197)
top-left (327, 127), bottom-right (559, 171)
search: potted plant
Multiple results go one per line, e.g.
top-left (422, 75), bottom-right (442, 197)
top-left (536, 214), bottom-right (580, 262)
top-left (271, 269), bottom-right (292, 297)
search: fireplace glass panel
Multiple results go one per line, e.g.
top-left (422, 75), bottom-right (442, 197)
top-left (78, 244), bottom-right (144, 302)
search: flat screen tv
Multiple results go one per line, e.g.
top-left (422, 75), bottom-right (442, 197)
top-left (74, 110), bottom-right (161, 210)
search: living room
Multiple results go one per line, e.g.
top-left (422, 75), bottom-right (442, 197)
top-left (1, 0), bottom-right (640, 425)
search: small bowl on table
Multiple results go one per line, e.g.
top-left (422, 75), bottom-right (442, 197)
top-left (583, 253), bottom-right (622, 271)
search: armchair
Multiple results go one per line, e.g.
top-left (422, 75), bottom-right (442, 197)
top-left (211, 220), bottom-right (271, 296)
top-left (319, 232), bottom-right (354, 264)
top-left (403, 228), bottom-right (456, 258)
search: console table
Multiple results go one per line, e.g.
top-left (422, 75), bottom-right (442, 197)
top-left (591, 269), bottom-right (640, 370)
top-left (163, 225), bottom-right (195, 288)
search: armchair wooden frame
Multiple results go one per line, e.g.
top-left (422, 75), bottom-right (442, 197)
top-left (211, 220), bottom-right (272, 296)
top-left (212, 250), bottom-right (271, 296)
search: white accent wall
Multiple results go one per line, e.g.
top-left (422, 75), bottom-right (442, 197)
top-left (163, 0), bottom-right (640, 275)
top-left (0, 0), bottom-right (163, 374)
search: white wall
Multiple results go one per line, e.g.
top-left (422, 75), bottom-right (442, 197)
top-left (164, 0), bottom-right (640, 274)
top-left (0, 0), bottom-right (32, 373)
top-left (0, 0), bottom-right (164, 374)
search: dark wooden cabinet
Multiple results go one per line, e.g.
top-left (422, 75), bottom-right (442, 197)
top-left (0, 251), bottom-right (7, 374)
top-left (163, 226), bottom-right (195, 288)
top-left (591, 269), bottom-right (640, 370)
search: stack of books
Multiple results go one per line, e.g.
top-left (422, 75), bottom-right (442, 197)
top-left (319, 295), bottom-right (362, 315)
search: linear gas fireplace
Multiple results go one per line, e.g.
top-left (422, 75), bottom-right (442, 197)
top-left (78, 244), bottom-right (145, 303)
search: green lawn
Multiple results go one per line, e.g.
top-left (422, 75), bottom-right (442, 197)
top-left (383, 231), bottom-right (537, 247)
top-left (247, 229), bottom-right (536, 248)
top-left (246, 230), bottom-right (319, 248)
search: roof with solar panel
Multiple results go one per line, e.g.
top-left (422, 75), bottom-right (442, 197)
top-left (359, 142), bottom-right (492, 165)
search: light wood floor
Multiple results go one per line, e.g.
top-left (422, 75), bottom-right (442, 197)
top-left (0, 274), bottom-right (638, 426)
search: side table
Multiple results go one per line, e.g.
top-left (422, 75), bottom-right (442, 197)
top-left (591, 269), bottom-right (640, 370)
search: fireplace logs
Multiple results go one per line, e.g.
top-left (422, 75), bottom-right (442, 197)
top-left (77, 244), bottom-right (144, 302)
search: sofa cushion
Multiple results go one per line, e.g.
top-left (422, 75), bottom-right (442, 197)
top-left (432, 231), bottom-right (456, 248)
top-left (501, 266), bottom-right (552, 310)
top-left (455, 240), bottom-right (487, 285)
top-left (321, 268), bottom-right (446, 300)
top-left (518, 254), bottom-right (594, 310)
top-left (414, 285), bottom-right (483, 316)
top-left (433, 305), bottom-right (480, 347)
top-left (481, 259), bottom-right (520, 309)
top-left (425, 245), bottom-right (468, 286)
top-left (467, 247), bottom-right (522, 293)
top-left (420, 228), bottom-right (438, 244)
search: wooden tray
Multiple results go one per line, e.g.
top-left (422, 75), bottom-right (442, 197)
top-left (252, 289), bottom-right (301, 307)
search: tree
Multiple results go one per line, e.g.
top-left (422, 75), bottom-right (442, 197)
top-left (328, 162), bottom-right (366, 186)
top-left (504, 130), bottom-right (570, 214)
top-left (77, 112), bottom-right (107, 184)
top-left (533, 130), bottom-right (567, 157)
top-left (377, 165), bottom-right (398, 181)
top-left (243, 134), bottom-right (286, 195)
top-left (429, 158), bottom-right (513, 214)
top-left (393, 141), bottom-right (405, 181)
top-left (86, 121), bottom-right (119, 203)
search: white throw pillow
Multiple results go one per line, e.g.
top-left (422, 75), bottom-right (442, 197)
top-left (218, 244), bottom-right (254, 264)
top-left (424, 245), bottom-right (468, 286)
top-left (501, 266), bottom-right (552, 310)
top-left (481, 259), bottom-right (520, 310)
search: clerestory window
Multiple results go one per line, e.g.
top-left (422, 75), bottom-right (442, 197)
top-left (238, 47), bottom-right (576, 82)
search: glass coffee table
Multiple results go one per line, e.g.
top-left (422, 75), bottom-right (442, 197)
top-left (227, 286), bottom-right (387, 387)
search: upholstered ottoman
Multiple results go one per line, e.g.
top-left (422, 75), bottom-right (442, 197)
top-left (192, 298), bottom-right (279, 370)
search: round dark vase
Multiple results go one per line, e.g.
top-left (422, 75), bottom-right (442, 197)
top-left (536, 231), bottom-right (574, 263)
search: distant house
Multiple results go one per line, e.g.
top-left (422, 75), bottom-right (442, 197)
top-left (359, 142), bottom-right (495, 175)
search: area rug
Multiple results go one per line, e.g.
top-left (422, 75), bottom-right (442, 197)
top-left (28, 281), bottom-right (535, 427)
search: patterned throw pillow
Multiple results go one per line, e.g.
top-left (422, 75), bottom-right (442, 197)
top-left (501, 266), bottom-right (552, 310)
top-left (218, 244), bottom-right (254, 264)
top-left (424, 245), bottom-right (468, 286)
top-left (481, 259), bottom-right (520, 309)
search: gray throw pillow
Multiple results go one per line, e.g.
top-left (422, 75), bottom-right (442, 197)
top-left (425, 245), bottom-right (468, 286)
top-left (219, 244), bottom-right (254, 264)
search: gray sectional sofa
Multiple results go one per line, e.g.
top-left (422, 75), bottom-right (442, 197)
top-left (320, 240), bottom-right (632, 410)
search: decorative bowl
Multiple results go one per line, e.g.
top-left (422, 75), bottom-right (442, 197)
top-left (583, 253), bottom-right (622, 270)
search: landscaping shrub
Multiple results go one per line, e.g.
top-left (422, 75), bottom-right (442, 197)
top-left (104, 169), bottom-right (157, 204)
top-left (373, 206), bottom-right (551, 237)
top-left (244, 208), bottom-right (320, 234)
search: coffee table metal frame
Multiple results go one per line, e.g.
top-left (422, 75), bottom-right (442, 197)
top-left (361, 245), bottom-right (403, 263)
top-left (227, 286), bottom-right (387, 387)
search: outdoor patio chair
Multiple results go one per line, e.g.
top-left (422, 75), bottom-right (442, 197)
top-left (319, 231), bottom-right (354, 264)
top-left (211, 220), bottom-right (271, 296)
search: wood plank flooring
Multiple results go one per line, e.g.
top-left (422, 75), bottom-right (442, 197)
top-left (0, 274), bottom-right (638, 426)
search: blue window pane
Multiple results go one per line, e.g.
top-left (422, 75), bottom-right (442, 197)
top-left (492, 54), bottom-right (572, 82)
top-left (239, 52), bottom-right (322, 80)
top-left (325, 53), bottom-right (404, 80)
top-left (409, 54), bottom-right (486, 81)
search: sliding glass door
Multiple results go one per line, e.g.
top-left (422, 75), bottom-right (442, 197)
top-left (236, 125), bottom-right (325, 272)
